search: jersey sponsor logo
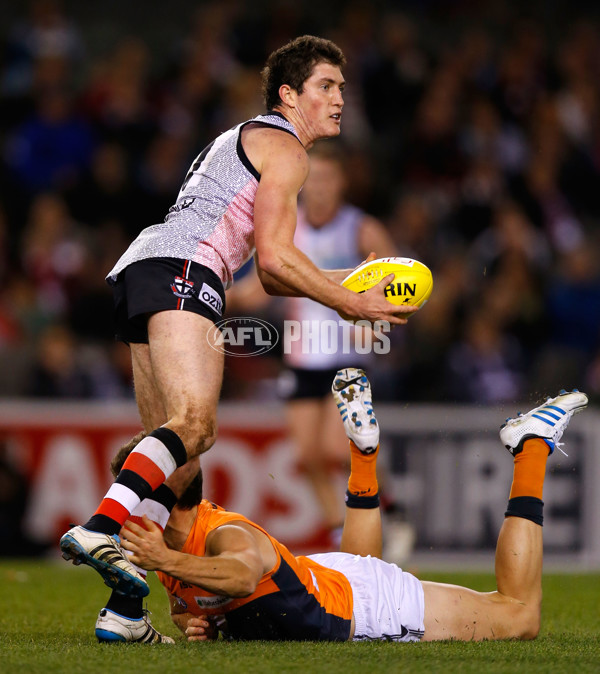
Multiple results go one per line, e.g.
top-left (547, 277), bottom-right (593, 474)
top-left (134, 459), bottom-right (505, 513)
top-left (171, 276), bottom-right (195, 299)
top-left (194, 595), bottom-right (233, 609)
top-left (199, 282), bottom-right (223, 316)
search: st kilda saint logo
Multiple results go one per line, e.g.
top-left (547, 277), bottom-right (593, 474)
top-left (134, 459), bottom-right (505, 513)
top-left (171, 276), bottom-right (195, 299)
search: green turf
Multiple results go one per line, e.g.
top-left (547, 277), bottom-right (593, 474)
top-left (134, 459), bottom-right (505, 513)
top-left (1, 560), bottom-right (598, 673)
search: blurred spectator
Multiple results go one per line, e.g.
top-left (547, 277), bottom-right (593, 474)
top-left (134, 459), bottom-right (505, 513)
top-left (468, 200), bottom-right (551, 279)
top-left (5, 87), bottom-right (95, 193)
top-left (402, 74), bottom-right (464, 191)
top-left (79, 36), bottom-right (155, 158)
top-left (459, 96), bottom-right (528, 175)
top-left (25, 323), bottom-right (95, 398)
top-left (1, 0), bottom-right (83, 98)
top-left (20, 192), bottom-right (88, 318)
top-left (401, 253), bottom-right (469, 401)
top-left (388, 191), bottom-right (448, 263)
top-left (535, 242), bottom-right (600, 392)
top-left (452, 158), bottom-right (506, 242)
top-left (363, 11), bottom-right (428, 139)
top-left (64, 142), bottom-right (140, 236)
top-left (134, 133), bottom-right (191, 226)
top-left (444, 309), bottom-right (526, 403)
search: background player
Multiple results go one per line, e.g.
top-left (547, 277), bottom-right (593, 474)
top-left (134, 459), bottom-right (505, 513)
top-left (227, 142), bottom-right (398, 545)
top-left (59, 35), bottom-right (416, 600)
top-left (280, 143), bottom-right (397, 545)
top-left (111, 369), bottom-right (588, 642)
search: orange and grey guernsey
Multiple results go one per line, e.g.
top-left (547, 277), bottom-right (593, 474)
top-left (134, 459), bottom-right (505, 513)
top-left (157, 501), bottom-right (354, 641)
top-left (106, 113), bottom-right (301, 289)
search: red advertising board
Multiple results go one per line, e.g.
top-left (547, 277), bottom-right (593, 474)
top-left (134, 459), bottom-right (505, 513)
top-left (0, 402), bottom-right (333, 554)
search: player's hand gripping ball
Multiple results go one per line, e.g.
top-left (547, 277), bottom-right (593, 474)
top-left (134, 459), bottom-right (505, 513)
top-left (342, 257), bottom-right (433, 312)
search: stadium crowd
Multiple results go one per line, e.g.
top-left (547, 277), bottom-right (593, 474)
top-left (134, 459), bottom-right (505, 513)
top-left (1, 0), bottom-right (599, 404)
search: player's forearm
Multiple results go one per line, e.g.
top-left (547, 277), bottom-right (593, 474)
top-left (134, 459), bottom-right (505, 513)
top-left (256, 244), bottom-right (355, 312)
top-left (171, 611), bottom-right (194, 635)
top-left (256, 264), bottom-right (302, 296)
top-left (257, 264), bottom-right (349, 296)
top-left (321, 268), bottom-right (351, 283)
top-left (161, 550), bottom-right (258, 597)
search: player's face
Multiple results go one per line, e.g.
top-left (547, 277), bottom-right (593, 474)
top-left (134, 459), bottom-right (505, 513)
top-left (295, 62), bottom-right (345, 141)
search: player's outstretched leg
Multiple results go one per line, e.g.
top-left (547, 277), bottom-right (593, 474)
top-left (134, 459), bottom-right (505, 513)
top-left (422, 388), bottom-right (588, 641)
top-left (95, 608), bottom-right (174, 644)
top-left (332, 368), bottom-right (382, 558)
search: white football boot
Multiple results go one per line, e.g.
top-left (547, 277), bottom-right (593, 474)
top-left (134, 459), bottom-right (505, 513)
top-left (332, 368), bottom-right (379, 453)
top-left (60, 525), bottom-right (149, 598)
top-left (499, 389), bottom-right (588, 456)
top-left (95, 608), bottom-right (175, 644)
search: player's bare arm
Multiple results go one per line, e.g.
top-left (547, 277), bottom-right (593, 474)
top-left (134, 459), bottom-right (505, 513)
top-left (245, 129), bottom-right (414, 324)
top-left (167, 600), bottom-right (200, 635)
top-left (122, 516), bottom-right (269, 597)
top-left (166, 597), bottom-right (217, 641)
top-left (255, 253), bottom-right (357, 294)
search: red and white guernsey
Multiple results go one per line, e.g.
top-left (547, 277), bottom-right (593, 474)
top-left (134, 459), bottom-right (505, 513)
top-left (107, 113), bottom-right (301, 289)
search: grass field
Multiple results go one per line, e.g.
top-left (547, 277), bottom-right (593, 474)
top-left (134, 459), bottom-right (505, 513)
top-left (1, 559), bottom-right (599, 674)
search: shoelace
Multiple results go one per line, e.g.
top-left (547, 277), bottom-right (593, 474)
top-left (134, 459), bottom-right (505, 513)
top-left (545, 396), bottom-right (572, 457)
top-left (555, 441), bottom-right (568, 457)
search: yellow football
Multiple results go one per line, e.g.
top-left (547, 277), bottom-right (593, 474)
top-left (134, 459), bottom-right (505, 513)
top-left (342, 257), bottom-right (433, 308)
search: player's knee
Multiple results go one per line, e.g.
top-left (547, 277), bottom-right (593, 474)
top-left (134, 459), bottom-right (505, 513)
top-left (521, 612), bottom-right (541, 640)
top-left (190, 417), bottom-right (218, 456)
top-left (515, 606), bottom-right (541, 640)
top-left (172, 411), bottom-right (218, 458)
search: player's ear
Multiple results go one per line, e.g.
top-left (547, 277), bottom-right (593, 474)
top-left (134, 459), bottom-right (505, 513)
top-left (279, 84), bottom-right (297, 108)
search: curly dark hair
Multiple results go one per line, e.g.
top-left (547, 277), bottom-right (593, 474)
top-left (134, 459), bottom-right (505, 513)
top-left (111, 431), bottom-right (203, 510)
top-left (261, 35), bottom-right (346, 111)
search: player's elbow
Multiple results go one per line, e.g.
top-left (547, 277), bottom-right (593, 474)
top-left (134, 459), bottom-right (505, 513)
top-left (257, 274), bottom-right (279, 296)
top-left (255, 250), bottom-right (280, 279)
top-left (230, 578), bottom-right (259, 598)
top-left (255, 260), bottom-right (281, 296)
top-left (228, 568), bottom-right (260, 597)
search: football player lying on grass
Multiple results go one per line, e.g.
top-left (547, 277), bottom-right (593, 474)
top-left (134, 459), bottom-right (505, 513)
top-left (97, 368), bottom-right (588, 643)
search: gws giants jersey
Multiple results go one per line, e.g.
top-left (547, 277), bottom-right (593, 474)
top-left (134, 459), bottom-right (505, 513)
top-left (107, 113), bottom-right (301, 289)
top-left (157, 500), bottom-right (354, 641)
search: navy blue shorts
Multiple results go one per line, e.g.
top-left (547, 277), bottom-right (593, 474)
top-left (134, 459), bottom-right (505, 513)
top-left (111, 258), bottom-right (226, 344)
top-left (279, 367), bottom-right (342, 401)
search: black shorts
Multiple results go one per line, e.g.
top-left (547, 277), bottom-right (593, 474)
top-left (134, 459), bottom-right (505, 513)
top-left (111, 258), bottom-right (226, 344)
top-left (279, 367), bottom-right (342, 401)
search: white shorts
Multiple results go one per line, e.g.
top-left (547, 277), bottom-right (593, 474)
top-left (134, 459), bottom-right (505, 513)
top-left (308, 552), bottom-right (424, 642)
